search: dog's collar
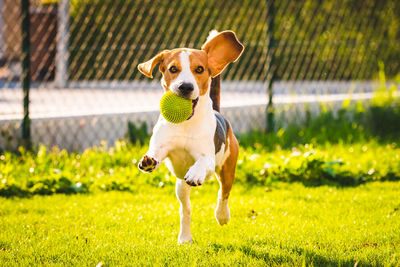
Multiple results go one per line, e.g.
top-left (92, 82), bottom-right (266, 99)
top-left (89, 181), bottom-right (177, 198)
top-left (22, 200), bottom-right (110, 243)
top-left (187, 97), bottom-right (199, 120)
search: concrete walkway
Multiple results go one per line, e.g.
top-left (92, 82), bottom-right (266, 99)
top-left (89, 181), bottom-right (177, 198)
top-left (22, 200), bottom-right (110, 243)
top-left (0, 80), bottom-right (388, 121)
top-left (0, 81), bottom-right (398, 150)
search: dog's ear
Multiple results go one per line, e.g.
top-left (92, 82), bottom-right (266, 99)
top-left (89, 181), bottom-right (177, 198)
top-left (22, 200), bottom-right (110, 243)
top-left (202, 30), bottom-right (244, 77)
top-left (138, 50), bottom-right (170, 78)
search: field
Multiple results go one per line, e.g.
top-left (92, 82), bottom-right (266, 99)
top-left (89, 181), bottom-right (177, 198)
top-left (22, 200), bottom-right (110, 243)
top-left (1, 0), bottom-right (400, 264)
top-left (1, 95), bottom-right (400, 266)
top-left (1, 182), bottom-right (399, 266)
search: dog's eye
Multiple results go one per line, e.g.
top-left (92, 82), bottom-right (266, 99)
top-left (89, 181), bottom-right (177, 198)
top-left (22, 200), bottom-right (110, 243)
top-left (195, 66), bottom-right (204, 74)
top-left (169, 66), bottom-right (178, 73)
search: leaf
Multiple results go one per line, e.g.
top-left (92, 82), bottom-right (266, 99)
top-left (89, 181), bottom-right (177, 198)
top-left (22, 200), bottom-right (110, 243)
top-left (325, 160), bottom-right (344, 166)
top-left (325, 167), bottom-right (336, 178)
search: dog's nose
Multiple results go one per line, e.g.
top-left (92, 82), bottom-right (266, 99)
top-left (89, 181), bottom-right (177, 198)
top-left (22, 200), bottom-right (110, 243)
top-left (178, 83), bottom-right (194, 95)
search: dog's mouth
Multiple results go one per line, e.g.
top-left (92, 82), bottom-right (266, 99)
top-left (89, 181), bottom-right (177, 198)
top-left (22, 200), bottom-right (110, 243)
top-left (187, 97), bottom-right (199, 120)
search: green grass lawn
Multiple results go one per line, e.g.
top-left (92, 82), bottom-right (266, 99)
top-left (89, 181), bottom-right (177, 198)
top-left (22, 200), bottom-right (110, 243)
top-left (1, 181), bottom-right (399, 266)
top-left (1, 96), bottom-right (400, 266)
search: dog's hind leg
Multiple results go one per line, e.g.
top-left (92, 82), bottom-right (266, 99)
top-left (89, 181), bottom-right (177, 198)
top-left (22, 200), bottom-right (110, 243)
top-left (176, 178), bottom-right (193, 244)
top-left (215, 130), bottom-right (238, 225)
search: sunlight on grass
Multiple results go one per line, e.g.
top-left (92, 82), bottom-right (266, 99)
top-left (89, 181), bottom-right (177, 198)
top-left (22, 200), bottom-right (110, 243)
top-left (1, 139), bottom-right (399, 197)
top-left (1, 79), bottom-right (399, 265)
top-left (1, 182), bottom-right (399, 266)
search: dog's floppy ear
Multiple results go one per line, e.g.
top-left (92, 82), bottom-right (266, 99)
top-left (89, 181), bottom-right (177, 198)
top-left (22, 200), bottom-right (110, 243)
top-left (202, 30), bottom-right (244, 77)
top-left (138, 50), bottom-right (170, 78)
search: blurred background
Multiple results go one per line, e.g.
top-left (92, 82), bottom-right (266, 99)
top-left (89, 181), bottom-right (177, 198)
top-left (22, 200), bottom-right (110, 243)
top-left (0, 0), bottom-right (399, 151)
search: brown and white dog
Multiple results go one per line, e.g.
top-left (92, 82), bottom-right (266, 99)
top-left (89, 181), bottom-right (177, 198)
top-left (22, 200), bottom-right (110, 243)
top-left (137, 30), bottom-right (244, 244)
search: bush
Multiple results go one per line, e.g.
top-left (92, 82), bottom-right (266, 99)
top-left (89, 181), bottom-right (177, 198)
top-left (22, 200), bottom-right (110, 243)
top-left (1, 80), bottom-right (399, 197)
top-left (1, 137), bottom-right (400, 197)
top-left (67, 0), bottom-right (400, 81)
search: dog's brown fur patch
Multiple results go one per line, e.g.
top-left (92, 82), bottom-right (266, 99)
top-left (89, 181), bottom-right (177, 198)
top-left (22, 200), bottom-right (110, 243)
top-left (217, 121), bottom-right (238, 200)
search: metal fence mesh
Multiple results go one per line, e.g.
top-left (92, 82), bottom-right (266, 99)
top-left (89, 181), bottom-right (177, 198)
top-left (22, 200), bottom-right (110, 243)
top-left (67, 0), bottom-right (268, 82)
top-left (0, 0), bottom-right (399, 151)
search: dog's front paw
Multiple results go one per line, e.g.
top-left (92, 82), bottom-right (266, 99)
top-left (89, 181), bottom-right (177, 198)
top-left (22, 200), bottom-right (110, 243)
top-left (184, 166), bottom-right (206, 186)
top-left (138, 155), bottom-right (158, 173)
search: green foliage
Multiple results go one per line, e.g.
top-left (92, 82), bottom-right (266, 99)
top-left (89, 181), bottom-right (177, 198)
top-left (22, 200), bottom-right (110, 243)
top-left (67, 0), bottom-right (400, 81)
top-left (1, 182), bottom-right (399, 265)
top-left (1, 137), bottom-right (400, 197)
top-left (364, 63), bottom-right (400, 140)
top-left (68, 0), bottom-right (267, 80)
top-left (1, 81), bottom-right (399, 197)
top-left (240, 107), bottom-right (367, 150)
top-left (238, 143), bottom-right (400, 186)
top-left (273, 0), bottom-right (400, 80)
top-left (126, 121), bottom-right (149, 145)
top-left (0, 141), bottom-right (171, 197)
top-left (243, 79), bottom-right (400, 149)
top-left (0, 129), bottom-right (14, 153)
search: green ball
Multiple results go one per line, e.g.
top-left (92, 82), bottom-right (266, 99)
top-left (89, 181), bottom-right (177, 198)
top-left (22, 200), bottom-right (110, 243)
top-left (160, 91), bottom-right (193, 123)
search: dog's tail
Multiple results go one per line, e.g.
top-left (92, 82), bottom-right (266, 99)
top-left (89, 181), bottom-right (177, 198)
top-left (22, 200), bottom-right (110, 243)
top-left (210, 75), bottom-right (221, 112)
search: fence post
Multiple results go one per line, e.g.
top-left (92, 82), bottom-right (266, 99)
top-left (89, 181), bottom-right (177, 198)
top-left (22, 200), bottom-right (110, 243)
top-left (266, 0), bottom-right (275, 133)
top-left (55, 0), bottom-right (69, 88)
top-left (21, 0), bottom-right (31, 149)
top-left (0, 0), bottom-right (4, 58)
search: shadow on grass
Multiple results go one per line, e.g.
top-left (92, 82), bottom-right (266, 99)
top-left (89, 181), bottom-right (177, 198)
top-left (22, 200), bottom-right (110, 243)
top-left (239, 244), bottom-right (373, 267)
top-left (207, 241), bottom-right (375, 267)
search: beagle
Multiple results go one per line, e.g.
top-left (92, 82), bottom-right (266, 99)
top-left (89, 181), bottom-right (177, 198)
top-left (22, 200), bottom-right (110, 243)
top-left (137, 30), bottom-right (244, 244)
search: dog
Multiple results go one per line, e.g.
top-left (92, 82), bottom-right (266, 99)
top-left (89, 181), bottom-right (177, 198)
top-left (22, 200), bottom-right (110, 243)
top-left (137, 30), bottom-right (244, 244)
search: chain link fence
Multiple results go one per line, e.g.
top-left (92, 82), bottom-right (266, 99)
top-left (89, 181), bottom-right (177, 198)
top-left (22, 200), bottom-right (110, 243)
top-left (0, 0), bottom-right (399, 151)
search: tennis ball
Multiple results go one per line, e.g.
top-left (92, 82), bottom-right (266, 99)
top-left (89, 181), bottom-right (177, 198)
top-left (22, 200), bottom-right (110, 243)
top-left (160, 91), bottom-right (193, 123)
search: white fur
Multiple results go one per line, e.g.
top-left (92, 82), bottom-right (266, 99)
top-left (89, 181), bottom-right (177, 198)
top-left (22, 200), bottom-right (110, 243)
top-left (185, 156), bottom-right (215, 185)
top-left (206, 30), bottom-right (219, 43)
top-left (176, 179), bottom-right (192, 243)
top-left (169, 51), bottom-right (199, 100)
top-left (215, 143), bottom-right (225, 172)
top-left (141, 50), bottom-right (232, 244)
top-left (145, 94), bottom-right (231, 178)
top-left (215, 135), bottom-right (231, 172)
top-left (215, 189), bottom-right (230, 225)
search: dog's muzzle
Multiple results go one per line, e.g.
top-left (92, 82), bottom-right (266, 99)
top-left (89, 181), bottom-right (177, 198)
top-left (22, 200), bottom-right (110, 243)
top-left (178, 82), bottom-right (194, 97)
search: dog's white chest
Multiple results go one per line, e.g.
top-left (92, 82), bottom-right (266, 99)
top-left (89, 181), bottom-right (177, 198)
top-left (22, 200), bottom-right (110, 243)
top-left (156, 96), bottom-right (217, 178)
top-left (165, 148), bottom-right (195, 179)
top-left (164, 127), bottom-right (215, 179)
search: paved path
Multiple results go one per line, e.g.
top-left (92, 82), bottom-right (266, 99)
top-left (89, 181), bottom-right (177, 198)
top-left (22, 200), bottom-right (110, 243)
top-left (1, 80), bottom-right (398, 121)
top-left (1, 81), bottom-right (398, 150)
top-left (0, 89), bottom-right (266, 120)
top-left (0, 87), bottom-right (387, 121)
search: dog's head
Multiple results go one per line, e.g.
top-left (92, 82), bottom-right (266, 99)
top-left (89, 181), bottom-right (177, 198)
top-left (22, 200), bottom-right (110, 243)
top-left (138, 30), bottom-right (244, 100)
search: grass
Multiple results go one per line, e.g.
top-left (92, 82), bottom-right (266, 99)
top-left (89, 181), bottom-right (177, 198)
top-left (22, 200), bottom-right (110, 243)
top-left (1, 83), bottom-right (400, 265)
top-left (1, 77), bottom-right (399, 196)
top-left (1, 182), bottom-right (399, 266)
top-left (1, 140), bottom-right (400, 197)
